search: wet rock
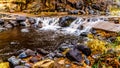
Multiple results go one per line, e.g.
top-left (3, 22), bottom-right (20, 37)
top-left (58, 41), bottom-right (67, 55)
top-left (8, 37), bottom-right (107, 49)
top-left (107, 37), bottom-right (116, 43)
top-left (33, 20), bottom-right (43, 28)
top-left (8, 56), bottom-right (21, 65)
top-left (16, 16), bottom-right (26, 22)
top-left (24, 19), bottom-right (31, 27)
top-left (90, 29), bottom-right (97, 34)
top-left (9, 20), bottom-right (18, 27)
top-left (10, 41), bottom-right (19, 45)
top-left (36, 48), bottom-right (49, 55)
top-left (21, 28), bottom-right (29, 33)
top-left (59, 45), bottom-right (69, 52)
top-left (14, 66), bottom-right (29, 68)
top-left (92, 4), bottom-right (102, 11)
top-left (18, 52), bottom-right (28, 59)
top-left (59, 16), bottom-right (76, 27)
top-left (46, 53), bottom-right (56, 59)
top-left (20, 19), bottom-right (30, 27)
top-left (76, 2), bottom-right (83, 9)
top-left (20, 60), bottom-right (26, 64)
top-left (32, 59), bottom-right (54, 68)
top-left (73, 61), bottom-right (83, 66)
top-left (29, 56), bottom-right (40, 63)
top-left (91, 18), bottom-right (98, 22)
top-left (80, 32), bottom-right (88, 37)
top-left (57, 6), bottom-right (65, 12)
top-left (24, 63), bottom-right (32, 68)
top-left (58, 44), bottom-right (74, 52)
top-left (54, 52), bottom-right (64, 58)
top-left (0, 27), bottom-right (6, 32)
top-left (84, 56), bottom-right (90, 65)
top-left (83, 37), bottom-right (89, 43)
top-left (88, 10), bottom-right (94, 15)
top-left (65, 64), bottom-right (71, 68)
top-left (25, 49), bottom-right (36, 56)
top-left (17, 49), bottom-right (26, 54)
top-left (76, 45), bottom-right (91, 56)
top-left (5, 23), bottom-right (13, 28)
top-left (68, 10), bottom-right (80, 14)
top-left (66, 48), bottom-right (82, 62)
top-left (0, 62), bottom-right (10, 68)
top-left (0, 19), bottom-right (4, 25)
top-left (28, 18), bottom-right (36, 24)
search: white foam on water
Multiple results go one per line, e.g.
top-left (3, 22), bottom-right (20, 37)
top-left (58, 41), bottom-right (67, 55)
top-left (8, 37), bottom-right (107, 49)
top-left (79, 17), bottom-right (105, 34)
top-left (38, 17), bottom-right (61, 31)
top-left (61, 18), bottom-right (86, 35)
top-left (35, 16), bottom-right (106, 36)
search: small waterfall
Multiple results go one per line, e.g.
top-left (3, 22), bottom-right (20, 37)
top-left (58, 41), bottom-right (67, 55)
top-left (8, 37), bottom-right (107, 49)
top-left (61, 18), bottom-right (86, 35)
top-left (79, 17), bottom-right (105, 34)
top-left (34, 16), bottom-right (107, 36)
top-left (37, 17), bottom-right (60, 30)
top-left (70, 18), bottom-right (85, 29)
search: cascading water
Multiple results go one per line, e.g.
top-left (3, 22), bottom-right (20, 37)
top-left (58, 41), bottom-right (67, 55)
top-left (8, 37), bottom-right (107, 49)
top-left (79, 17), bottom-right (106, 35)
top-left (36, 17), bottom-right (60, 31)
top-left (61, 18), bottom-right (86, 35)
top-left (34, 16), bottom-right (106, 36)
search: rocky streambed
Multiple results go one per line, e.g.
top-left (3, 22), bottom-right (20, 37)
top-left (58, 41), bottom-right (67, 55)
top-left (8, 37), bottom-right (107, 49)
top-left (0, 14), bottom-right (120, 68)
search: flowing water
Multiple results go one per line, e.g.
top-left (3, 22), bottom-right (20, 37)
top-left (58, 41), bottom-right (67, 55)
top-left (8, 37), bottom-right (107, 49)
top-left (0, 16), bottom-right (107, 59)
top-left (35, 16), bottom-right (106, 35)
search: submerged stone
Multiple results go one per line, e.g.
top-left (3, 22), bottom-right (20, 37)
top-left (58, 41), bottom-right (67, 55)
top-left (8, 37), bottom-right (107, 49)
top-left (5, 24), bottom-right (13, 28)
top-left (21, 28), bottom-right (29, 33)
top-left (10, 41), bottom-right (19, 45)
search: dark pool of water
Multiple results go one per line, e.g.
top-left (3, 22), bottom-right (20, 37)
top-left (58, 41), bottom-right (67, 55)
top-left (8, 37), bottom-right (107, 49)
top-left (0, 27), bottom-right (77, 57)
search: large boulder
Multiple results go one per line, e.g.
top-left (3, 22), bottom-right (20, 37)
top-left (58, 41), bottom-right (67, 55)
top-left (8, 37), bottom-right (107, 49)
top-left (76, 45), bottom-right (91, 56)
top-left (66, 48), bottom-right (82, 62)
